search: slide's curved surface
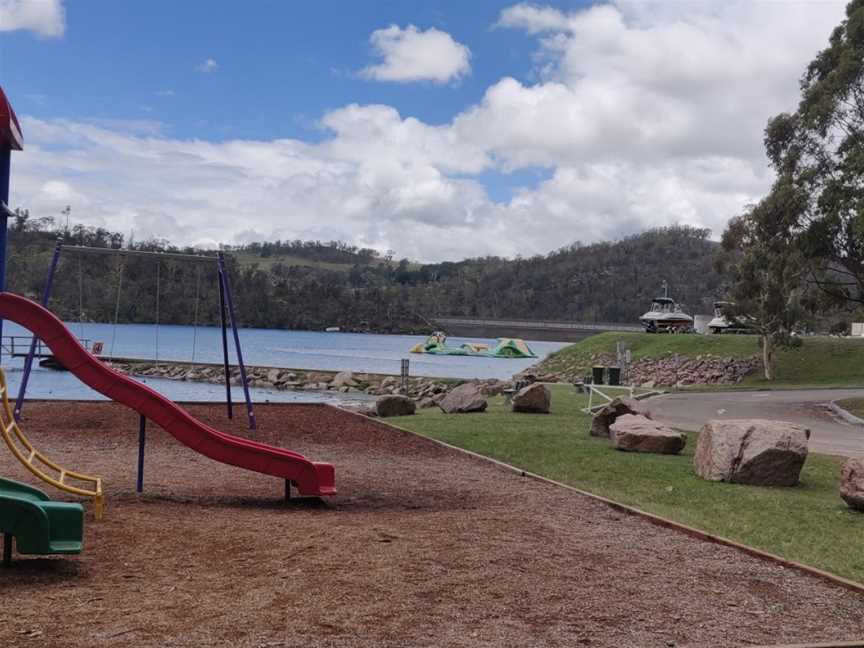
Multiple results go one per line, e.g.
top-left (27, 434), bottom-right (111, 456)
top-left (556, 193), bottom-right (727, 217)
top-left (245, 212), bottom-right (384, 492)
top-left (0, 292), bottom-right (335, 497)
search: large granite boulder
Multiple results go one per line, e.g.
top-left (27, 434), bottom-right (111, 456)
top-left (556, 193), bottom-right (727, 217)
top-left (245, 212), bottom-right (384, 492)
top-left (375, 395), bottom-right (416, 418)
top-left (439, 383), bottom-right (487, 414)
top-left (512, 383), bottom-right (551, 414)
top-left (590, 397), bottom-right (652, 437)
top-left (840, 458), bottom-right (864, 511)
top-left (609, 414), bottom-right (686, 455)
top-left (694, 419), bottom-right (810, 487)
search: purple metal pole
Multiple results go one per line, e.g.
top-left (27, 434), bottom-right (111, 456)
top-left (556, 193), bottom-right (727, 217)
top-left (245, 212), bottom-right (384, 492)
top-left (217, 252), bottom-right (256, 430)
top-left (14, 237), bottom-right (63, 420)
top-left (218, 265), bottom-right (233, 420)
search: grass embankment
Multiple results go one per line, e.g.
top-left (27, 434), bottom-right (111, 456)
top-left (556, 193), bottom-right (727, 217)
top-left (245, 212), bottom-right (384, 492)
top-left (391, 385), bottom-right (864, 583)
top-left (537, 331), bottom-right (864, 388)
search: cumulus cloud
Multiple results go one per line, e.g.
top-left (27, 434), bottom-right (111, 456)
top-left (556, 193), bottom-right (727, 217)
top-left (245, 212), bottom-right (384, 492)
top-left (361, 24), bottom-right (471, 83)
top-left (0, 0), bottom-right (65, 37)
top-left (8, 1), bottom-right (850, 261)
top-left (494, 3), bottom-right (567, 33)
top-left (13, 112), bottom-right (495, 260)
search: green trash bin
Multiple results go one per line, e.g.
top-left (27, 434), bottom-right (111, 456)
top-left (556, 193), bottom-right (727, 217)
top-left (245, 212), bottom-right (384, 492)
top-left (608, 366), bottom-right (621, 386)
top-left (591, 366), bottom-right (605, 385)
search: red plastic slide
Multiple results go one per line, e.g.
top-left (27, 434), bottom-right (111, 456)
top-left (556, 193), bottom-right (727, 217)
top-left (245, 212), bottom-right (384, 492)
top-left (0, 292), bottom-right (335, 496)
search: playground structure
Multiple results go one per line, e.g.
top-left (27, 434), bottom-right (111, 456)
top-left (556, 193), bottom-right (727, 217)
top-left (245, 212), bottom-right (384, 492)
top-left (0, 292), bottom-right (336, 516)
top-left (0, 369), bottom-right (104, 518)
top-left (12, 238), bottom-right (258, 429)
top-left (0, 476), bottom-right (85, 566)
top-left (0, 86), bottom-right (336, 530)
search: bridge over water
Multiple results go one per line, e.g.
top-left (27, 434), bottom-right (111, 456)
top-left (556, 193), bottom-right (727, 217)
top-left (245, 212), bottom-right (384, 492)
top-left (431, 317), bottom-right (643, 342)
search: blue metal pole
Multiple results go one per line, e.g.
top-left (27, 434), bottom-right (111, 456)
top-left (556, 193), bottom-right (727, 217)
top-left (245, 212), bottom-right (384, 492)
top-left (0, 147), bottom-right (11, 361)
top-left (217, 252), bottom-right (256, 430)
top-left (14, 237), bottom-right (63, 420)
top-left (136, 415), bottom-right (146, 493)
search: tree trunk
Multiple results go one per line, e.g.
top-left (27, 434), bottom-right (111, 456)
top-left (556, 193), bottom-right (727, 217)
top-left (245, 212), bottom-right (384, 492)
top-left (761, 334), bottom-right (773, 380)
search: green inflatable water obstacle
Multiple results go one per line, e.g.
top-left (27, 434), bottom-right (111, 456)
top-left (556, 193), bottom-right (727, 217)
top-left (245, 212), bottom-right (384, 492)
top-left (410, 334), bottom-right (537, 358)
top-left (0, 477), bottom-right (84, 566)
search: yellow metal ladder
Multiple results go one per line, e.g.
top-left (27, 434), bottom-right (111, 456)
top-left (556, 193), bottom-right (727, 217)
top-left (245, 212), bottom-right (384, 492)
top-left (0, 369), bottom-right (103, 519)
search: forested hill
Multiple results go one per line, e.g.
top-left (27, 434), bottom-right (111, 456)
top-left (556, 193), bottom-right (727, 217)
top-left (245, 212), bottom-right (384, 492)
top-left (7, 214), bottom-right (725, 332)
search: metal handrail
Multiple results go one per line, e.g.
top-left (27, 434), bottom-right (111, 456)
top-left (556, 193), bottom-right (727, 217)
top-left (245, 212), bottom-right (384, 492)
top-left (1, 335), bottom-right (92, 357)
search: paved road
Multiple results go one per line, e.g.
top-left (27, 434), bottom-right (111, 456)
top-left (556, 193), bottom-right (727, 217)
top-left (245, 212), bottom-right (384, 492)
top-left (647, 389), bottom-right (864, 457)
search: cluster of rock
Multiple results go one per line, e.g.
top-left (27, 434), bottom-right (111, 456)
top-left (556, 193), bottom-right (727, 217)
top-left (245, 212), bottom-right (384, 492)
top-left (590, 397), bottom-right (686, 455)
top-left (110, 361), bottom-right (486, 400)
top-left (528, 352), bottom-right (760, 387)
top-left (628, 354), bottom-right (761, 387)
top-left (371, 380), bottom-right (553, 418)
top-left (591, 402), bottom-right (864, 511)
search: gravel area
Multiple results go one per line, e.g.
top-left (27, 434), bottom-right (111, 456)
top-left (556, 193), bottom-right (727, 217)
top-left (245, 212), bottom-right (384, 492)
top-left (1, 401), bottom-right (863, 648)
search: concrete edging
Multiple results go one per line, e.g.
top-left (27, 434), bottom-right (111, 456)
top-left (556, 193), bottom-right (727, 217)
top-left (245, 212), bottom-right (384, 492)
top-left (829, 401), bottom-right (864, 426)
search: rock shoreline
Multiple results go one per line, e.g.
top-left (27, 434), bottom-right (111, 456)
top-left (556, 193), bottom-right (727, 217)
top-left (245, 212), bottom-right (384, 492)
top-left (107, 360), bottom-right (511, 403)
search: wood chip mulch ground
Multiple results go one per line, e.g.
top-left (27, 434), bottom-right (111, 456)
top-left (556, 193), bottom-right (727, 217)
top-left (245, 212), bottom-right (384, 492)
top-left (1, 401), bottom-right (863, 648)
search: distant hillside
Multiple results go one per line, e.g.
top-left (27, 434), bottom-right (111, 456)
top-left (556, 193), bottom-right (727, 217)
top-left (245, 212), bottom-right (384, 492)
top-left (7, 215), bottom-right (728, 332)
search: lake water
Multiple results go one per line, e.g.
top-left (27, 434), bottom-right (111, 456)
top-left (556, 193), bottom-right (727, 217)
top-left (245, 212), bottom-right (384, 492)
top-left (1, 321), bottom-right (567, 403)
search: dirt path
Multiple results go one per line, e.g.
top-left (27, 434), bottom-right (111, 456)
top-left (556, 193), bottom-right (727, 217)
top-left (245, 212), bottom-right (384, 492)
top-left (1, 402), bottom-right (862, 648)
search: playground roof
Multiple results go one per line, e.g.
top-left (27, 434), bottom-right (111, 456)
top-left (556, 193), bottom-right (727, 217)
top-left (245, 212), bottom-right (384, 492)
top-left (0, 87), bottom-right (23, 151)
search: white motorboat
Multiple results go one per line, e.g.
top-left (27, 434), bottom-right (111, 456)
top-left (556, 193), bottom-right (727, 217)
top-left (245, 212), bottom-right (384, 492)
top-left (639, 283), bottom-right (694, 333)
top-left (707, 301), bottom-right (750, 334)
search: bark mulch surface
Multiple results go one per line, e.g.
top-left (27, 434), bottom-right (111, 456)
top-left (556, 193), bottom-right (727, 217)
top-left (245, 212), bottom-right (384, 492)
top-left (1, 401), bottom-right (863, 648)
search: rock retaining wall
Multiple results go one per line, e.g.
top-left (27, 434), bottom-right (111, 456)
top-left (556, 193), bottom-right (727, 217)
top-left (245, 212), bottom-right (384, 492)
top-left (524, 352), bottom-right (759, 387)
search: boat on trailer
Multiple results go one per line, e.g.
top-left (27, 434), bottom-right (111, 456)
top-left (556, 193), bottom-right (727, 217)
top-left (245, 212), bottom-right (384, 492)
top-left (639, 284), bottom-right (693, 333)
top-left (707, 301), bottom-right (751, 334)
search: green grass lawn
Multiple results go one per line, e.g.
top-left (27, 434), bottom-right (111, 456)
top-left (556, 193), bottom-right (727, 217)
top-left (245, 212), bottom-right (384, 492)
top-left (390, 385), bottom-right (864, 583)
top-left (837, 398), bottom-right (864, 419)
top-left (538, 332), bottom-right (864, 389)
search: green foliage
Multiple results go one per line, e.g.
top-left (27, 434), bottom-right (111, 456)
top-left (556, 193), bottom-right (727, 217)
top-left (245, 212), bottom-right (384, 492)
top-left (762, 0), bottom-right (864, 306)
top-left (719, 185), bottom-right (812, 378)
top-left (7, 220), bottom-right (726, 332)
top-left (391, 386), bottom-right (864, 583)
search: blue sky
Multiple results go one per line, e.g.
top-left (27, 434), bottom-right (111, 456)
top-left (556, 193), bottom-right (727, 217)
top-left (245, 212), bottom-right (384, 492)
top-left (1, 2), bottom-right (557, 139)
top-left (0, 1), bottom-right (849, 261)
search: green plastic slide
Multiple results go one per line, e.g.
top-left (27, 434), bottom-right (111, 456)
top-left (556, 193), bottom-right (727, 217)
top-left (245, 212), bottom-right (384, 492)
top-left (0, 476), bottom-right (84, 565)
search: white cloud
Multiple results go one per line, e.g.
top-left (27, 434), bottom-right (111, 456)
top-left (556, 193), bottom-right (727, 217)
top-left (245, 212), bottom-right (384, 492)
top-left (0, 0), bottom-right (64, 37)
top-left (361, 24), bottom-right (471, 84)
top-left (7, 2), bottom-right (851, 261)
top-left (155, 90), bottom-right (175, 97)
top-left (494, 3), bottom-right (567, 34)
top-left (196, 58), bottom-right (218, 73)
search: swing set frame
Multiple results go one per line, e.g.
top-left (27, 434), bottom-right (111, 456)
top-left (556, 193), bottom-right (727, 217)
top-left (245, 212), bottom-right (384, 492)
top-left (13, 242), bottom-right (257, 432)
